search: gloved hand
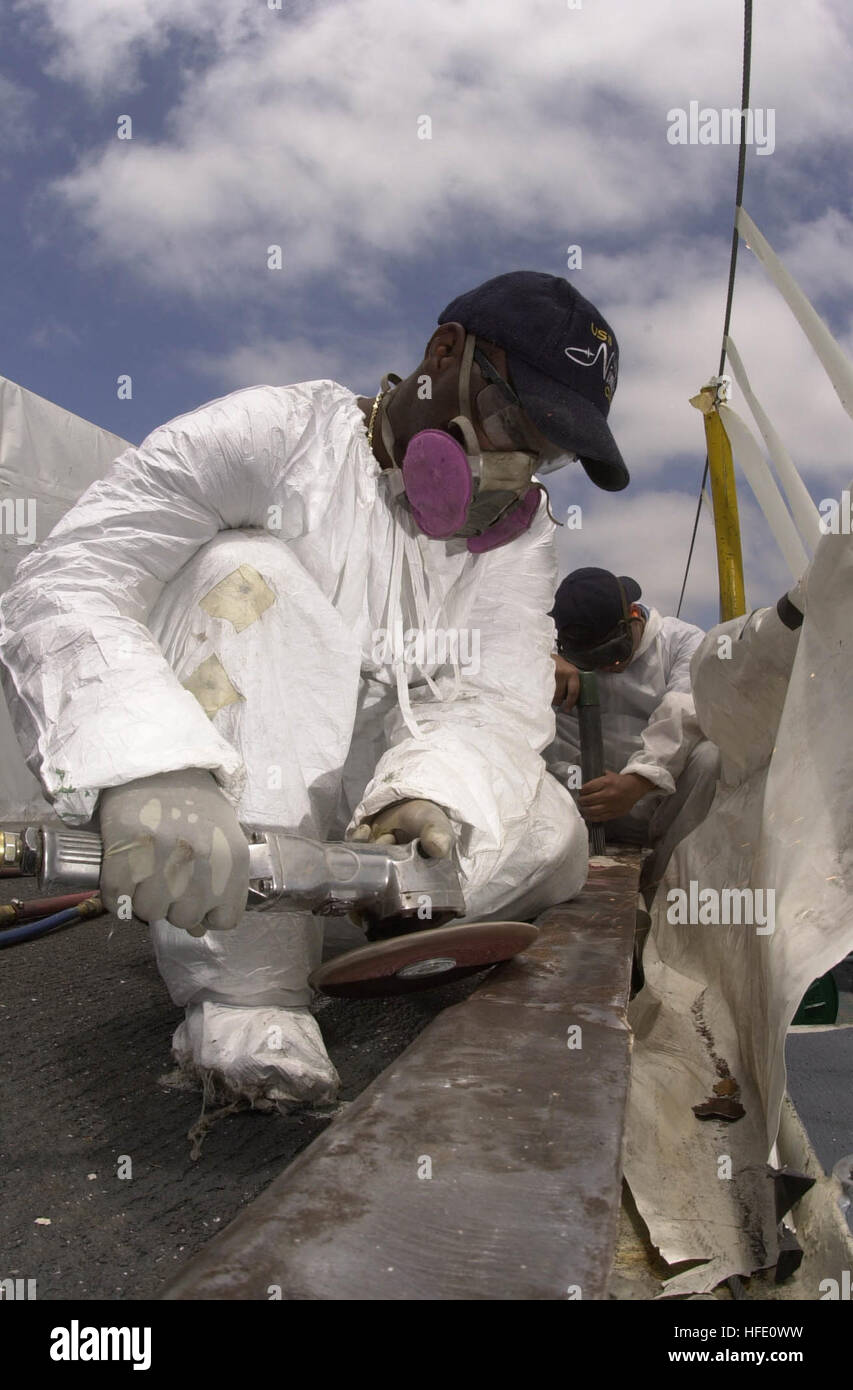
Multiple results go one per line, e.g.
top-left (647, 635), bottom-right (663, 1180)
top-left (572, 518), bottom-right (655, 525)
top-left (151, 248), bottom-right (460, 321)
top-left (349, 798), bottom-right (454, 859)
top-left (98, 768), bottom-right (250, 935)
top-left (553, 654), bottom-right (581, 712)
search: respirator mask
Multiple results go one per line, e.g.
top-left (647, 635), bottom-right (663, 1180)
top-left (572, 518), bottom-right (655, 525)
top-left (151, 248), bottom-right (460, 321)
top-left (377, 334), bottom-right (572, 553)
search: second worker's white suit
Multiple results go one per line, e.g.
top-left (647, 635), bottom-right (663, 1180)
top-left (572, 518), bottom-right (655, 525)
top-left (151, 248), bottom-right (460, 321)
top-left (547, 608), bottom-right (706, 809)
top-left (0, 380), bottom-right (588, 1103)
top-left (545, 607), bottom-right (720, 890)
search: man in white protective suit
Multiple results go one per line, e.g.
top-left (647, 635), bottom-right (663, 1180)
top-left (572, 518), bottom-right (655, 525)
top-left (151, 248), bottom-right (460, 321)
top-left (0, 272), bottom-right (630, 1107)
top-left (545, 567), bottom-right (720, 899)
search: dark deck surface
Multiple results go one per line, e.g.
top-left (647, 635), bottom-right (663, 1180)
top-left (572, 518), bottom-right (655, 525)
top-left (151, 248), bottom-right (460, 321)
top-left (0, 877), bottom-right (486, 1300)
top-left (161, 859), bottom-right (639, 1301)
top-left (3, 867), bottom-right (850, 1299)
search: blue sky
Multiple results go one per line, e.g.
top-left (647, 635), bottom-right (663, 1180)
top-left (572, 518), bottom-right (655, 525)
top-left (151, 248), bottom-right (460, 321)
top-left (2, 0), bottom-right (852, 631)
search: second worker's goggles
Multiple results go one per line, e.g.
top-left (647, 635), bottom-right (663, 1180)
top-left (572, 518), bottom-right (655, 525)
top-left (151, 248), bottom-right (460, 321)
top-left (556, 578), bottom-right (637, 670)
top-left (557, 620), bottom-right (634, 671)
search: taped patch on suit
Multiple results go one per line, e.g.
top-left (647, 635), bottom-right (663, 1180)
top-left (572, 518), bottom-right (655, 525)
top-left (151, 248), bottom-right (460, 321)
top-left (199, 564), bottom-right (275, 632)
top-left (182, 653), bottom-right (245, 718)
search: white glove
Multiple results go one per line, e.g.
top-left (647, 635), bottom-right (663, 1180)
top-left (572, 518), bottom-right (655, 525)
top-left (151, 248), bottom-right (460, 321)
top-left (349, 798), bottom-right (454, 859)
top-left (98, 769), bottom-right (250, 935)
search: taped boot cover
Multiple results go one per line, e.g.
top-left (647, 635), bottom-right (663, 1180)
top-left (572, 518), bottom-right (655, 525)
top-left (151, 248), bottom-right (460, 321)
top-left (171, 1001), bottom-right (340, 1107)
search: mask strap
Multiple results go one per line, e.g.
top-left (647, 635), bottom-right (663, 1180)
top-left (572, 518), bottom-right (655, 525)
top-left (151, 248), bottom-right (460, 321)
top-left (534, 481), bottom-right (562, 527)
top-left (377, 373), bottom-right (402, 469)
top-left (443, 335), bottom-right (483, 480)
top-left (448, 413), bottom-right (484, 476)
top-left (458, 333), bottom-right (477, 421)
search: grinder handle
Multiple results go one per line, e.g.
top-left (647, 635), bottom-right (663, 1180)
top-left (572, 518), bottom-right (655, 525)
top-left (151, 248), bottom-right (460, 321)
top-left (21, 827), bottom-right (276, 897)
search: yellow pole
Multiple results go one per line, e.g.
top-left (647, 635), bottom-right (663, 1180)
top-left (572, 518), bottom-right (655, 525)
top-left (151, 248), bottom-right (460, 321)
top-left (690, 383), bottom-right (747, 622)
top-left (703, 407), bottom-right (746, 620)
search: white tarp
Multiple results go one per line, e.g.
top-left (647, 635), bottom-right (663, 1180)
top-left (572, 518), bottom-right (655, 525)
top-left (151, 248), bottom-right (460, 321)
top-left (0, 375), bottom-right (129, 820)
top-left (624, 517), bottom-right (853, 1290)
top-left (737, 208), bottom-right (853, 422)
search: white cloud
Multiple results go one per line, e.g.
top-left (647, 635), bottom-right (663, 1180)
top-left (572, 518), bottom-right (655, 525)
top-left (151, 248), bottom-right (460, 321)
top-left (776, 209), bottom-right (853, 301)
top-left (15, 0), bottom-right (853, 611)
top-left (27, 320), bottom-right (83, 351)
top-left (32, 0), bottom-right (853, 300)
top-left (595, 232), bottom-right (853, 498)
top-left (551, 484), bottom-right (794, 632)
top-left (186, 330), bottom-right (412, 398)
top-left (14, 0), bottom-right (266, 94)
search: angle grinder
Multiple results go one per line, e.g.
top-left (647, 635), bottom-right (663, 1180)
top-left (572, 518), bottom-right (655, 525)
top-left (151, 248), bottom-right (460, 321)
top-left (0, 826), bottom-right (538, 997)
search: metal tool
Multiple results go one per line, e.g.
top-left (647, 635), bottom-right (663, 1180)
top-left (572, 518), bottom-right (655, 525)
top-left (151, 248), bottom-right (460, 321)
top-left (577, 671), bottom-right (606, 855)
top-left (1, 826), bottom-right (463, 932)
top-left (0, 826), bottom-right (537, 995)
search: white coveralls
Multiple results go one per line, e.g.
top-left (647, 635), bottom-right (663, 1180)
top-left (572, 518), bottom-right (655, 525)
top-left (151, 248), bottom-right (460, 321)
top-left (0, 380), bottom-right (588, 1101)
top-left (545, 607), bottom-right (720, 887)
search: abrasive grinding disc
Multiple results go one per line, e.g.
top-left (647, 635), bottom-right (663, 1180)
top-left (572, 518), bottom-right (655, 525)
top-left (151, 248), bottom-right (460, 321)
top-left (309, 920), bottom-right (539, 998)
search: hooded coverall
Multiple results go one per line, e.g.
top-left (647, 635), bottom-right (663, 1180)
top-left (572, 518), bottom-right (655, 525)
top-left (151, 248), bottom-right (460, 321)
top-left (0, 380), bottom-right (588, 1101)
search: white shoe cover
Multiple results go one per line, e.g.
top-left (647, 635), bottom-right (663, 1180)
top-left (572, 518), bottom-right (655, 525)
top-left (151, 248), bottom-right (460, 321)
top-left (172, 1001), bottom-right (340, 1107)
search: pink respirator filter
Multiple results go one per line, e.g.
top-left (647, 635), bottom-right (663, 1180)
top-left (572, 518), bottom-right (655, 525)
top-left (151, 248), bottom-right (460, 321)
top-left (401, 430), bottom-right (542, 550)
top-left (401, 430), bottom-right (473, 538)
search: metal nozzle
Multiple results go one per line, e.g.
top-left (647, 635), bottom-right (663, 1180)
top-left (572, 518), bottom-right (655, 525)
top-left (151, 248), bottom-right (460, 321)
top-left (0, 828), bottom-right (41, 876)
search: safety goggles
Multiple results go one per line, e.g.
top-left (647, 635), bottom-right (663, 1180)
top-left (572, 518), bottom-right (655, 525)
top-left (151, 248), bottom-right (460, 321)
top-left (557, 619), bottom-right (634, 671)
top-left (472, 348), bottom-right (576, 473)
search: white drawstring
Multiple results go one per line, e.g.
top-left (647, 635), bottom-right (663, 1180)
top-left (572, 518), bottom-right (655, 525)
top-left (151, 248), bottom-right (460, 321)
top-left (385, 507), bottom-right (425, 741)
top-left (384, 504), bottom-right (465, 739)
top-left (377, 373), bottom-right (465, 717)
top-left (403, 531), bottom-right (445, 701)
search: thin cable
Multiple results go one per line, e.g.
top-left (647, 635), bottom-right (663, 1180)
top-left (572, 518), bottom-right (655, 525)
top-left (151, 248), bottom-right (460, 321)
top-left (719, 0), bottom-right (753, 378)
top-left (676, 0), bottom-right (753, 617)
top-left (676, 463), bottom-right (708, 618)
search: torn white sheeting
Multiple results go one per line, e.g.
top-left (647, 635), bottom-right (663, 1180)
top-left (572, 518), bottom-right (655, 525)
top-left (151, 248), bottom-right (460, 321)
top-left (719, 404), bottom-right (811, 582)
top-left (0, 374), bottom-right (129, 820)
top-left (737, 208), bottom-right (853, 421)
top-left (724, 335), bottom-right (822, 553)
top-left (624, 512), bottom-right (853, 1280)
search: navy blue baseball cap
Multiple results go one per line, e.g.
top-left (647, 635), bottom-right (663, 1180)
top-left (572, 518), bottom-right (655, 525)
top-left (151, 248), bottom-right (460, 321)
top-left (552, 568), bottom-right (642, 643)
top-left (438, 270), bottom-right (628, 491)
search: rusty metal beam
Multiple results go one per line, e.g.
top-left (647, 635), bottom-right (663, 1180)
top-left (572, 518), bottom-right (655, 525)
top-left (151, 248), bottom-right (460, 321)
top-left (161, 856), bottom-right (640, 1301)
